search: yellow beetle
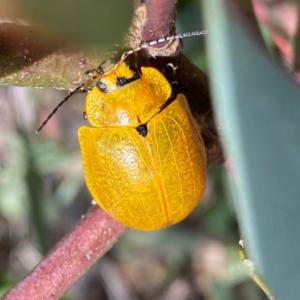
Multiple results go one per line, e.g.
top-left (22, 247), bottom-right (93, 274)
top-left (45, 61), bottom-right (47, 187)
top-left (78, 59), bottom-right (206, 230)
top-left (37, 31), bottom-right (208, 231)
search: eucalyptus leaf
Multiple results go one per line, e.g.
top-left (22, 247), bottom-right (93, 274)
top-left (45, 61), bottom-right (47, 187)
top-left (204, 1), bottom-right (300, 299)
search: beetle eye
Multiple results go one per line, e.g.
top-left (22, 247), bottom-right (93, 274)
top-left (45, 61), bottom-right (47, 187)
top-left (97, 81), bottom-right (108, 93)
top-left (83, 112), bottom-right (87, 120)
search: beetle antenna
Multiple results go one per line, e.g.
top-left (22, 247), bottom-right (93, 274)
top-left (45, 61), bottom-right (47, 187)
top-left (121, 30), bottom-right (208, 60)
top-left (36, 69), bottom-right (103, 133)
top-left (36, 85), bottom-right (82, 133)
top-left (40, 74), bottom-right (99, 133)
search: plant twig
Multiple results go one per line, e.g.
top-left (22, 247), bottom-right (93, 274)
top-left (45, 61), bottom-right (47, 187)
top-left (1, 206), bottom-right (126, 300)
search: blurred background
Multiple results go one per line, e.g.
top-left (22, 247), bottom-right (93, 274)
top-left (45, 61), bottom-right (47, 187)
top-left (0, 0), bottom-right (297, 299)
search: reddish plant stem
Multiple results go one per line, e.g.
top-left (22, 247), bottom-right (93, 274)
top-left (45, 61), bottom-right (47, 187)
top-left (142, 0), bottom-right (176, 44)
top-left (1, 206), bottom-right (126, 300)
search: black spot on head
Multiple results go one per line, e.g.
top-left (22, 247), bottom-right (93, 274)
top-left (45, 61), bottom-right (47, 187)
top-left (83, 112), bottom-right (87, 120)
top-left (116, 69), bottom-right (140, 87)
top-left (116, 77), bottom-right (129, 87)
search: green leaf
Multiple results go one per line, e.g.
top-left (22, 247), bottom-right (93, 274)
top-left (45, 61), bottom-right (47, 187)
top-left (203, 1), bottom-right (300, 299)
